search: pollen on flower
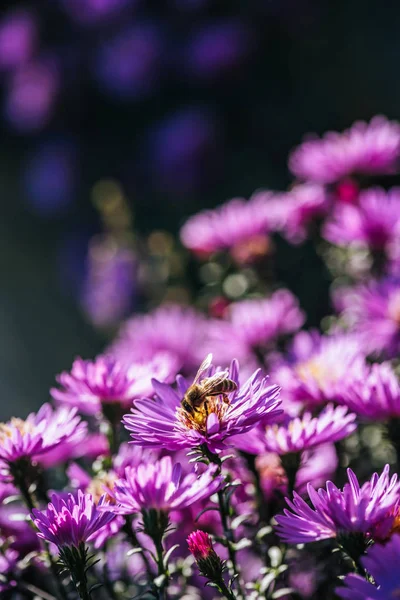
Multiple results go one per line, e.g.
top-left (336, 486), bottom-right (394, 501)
top-left (176, 395), bottom-right (230, 433)
top-left (0, 418), bottom-right (35, 440)
top-left (87, 472), bottom-right (118, 504)
top-left (296, 359), bottom-right (328, 385)
top-left (230, 233), bottom-right (272, 264)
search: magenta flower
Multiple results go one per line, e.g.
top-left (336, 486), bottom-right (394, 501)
top-left (106, 456), bottom-right (223, 514)
top-left (275, 465), bottom-right (400, 544)
top-left (51, 354), bottom-right (176, 415)
top-left (180, 192), bottom-right (278, 262)
top-left (0, 404), bottom-right (86, 464)
top-left (289, 116), bottom-right (400, 184)
top-left (215, 289), bottom-right (304, 351)
top-left (334, 278), bottom-right (400, 358)
top-left (279, 183), bottom-right (330, 243)
top-left (31, 491), bottom-right (116, 549)
top-left (337, 361), bottom-right (400, 420)
top-left (110, 304), bottom-right (206, 372)
top-left (123, 355), bottom-right (281, 452)
top-left (234, 404), bottom-right (356, 455)
top-left (323, 188), bottom-right (400, 252)
top-left (271, 331), bottom-right (365, 408)
top-left (337, 534), bottom-right (400, 600)
top-left (187, 530), bottom-right (225, 582)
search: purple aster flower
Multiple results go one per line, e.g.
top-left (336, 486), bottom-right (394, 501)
top-left (32, 490), bottom-right (116, 550)
top-left (0, 403), bottom-right (86, 464)
top-left (275, 465), bottom-right (400, 544)
top-left (80, 238), bottom-right (137, 329)
top-left (233, 404), bottom-right (356, 455)
top-left (0, 9), bottom-right (37, 72)
top-left (334, 278), bottom-right (400, 358)
top-left (289, 116), bottom-right (400, 184)
top-left (123, 354), bottom-right (281, 453)
top-left (106, 456), bottom-right (223, 514)
top-left (215, 289), bottom-right (304, 352)
top-left (271, 331), bottom-right (365, 408)
top-left (323, 187), bottom-right (400, 253)
top-left (337, 361), bottom-right (400, 420)
top-left (180, 191), bottom-right (278, 263)
top-left (279, 183), bottom-right (330, 243)
top-left (337, 534), bottom-right (400, 599)
top-left (110, 304), bottom-right (207, 372)
top-left (51, 353), bottom-right (176, 415)
top-left (0, 539), bottom-right (18, 593)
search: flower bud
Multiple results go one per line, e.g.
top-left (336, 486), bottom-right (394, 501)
top-left (187, 530), bottom-right (224, 581)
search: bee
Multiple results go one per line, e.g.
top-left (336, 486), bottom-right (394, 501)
top-left (181, 354), bottom-right (237, 423)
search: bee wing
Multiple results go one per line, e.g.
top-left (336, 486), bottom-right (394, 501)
top-left (192, 354), bottom-right (213, 385)
top-left (199, 371), bottom-right (229, 395)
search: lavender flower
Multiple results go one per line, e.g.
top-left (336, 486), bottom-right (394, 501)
top-left (279, 183), bottom-right (330, 243)
top-left (289, 116), bottom-right (400, 184)
top-left (323, 188), bottom-right (400, 253)
top-left (106, 456), bottom-right (223, 514)
top-left (0, 404), bottom-right (86, 464)
top-left (123, 355), bottom-right (281, 452)
top-left (275, 465), bottom-right (400, 544)
top-left (337, 534), bottom-right (400, 599)
top-left (51, 354), bottom-right (176, 415)
top-left (111, 304), bottom-right (206, 372)
top-left (334, 278), bottom-right (400, 358)
top-left (234, 404), bottom-right (356, 455)
top-left (180, 192), bottom-right (278, 263)
top-left (271, 331), bottom-right (365, 408)
top-left (215, 289), bottom-right (304, 352)
top-left (32, 491), bottom-right (116, 550)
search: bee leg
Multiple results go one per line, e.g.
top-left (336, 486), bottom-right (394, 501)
top-left (204, 399), bottom-right (209, 416)
top-left (222, 394), bottom-right (230, 405)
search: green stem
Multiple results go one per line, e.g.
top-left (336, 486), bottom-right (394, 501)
top-left (61, 543), bottom-right (93, 600)
top-left (281, 452), bottom-right (302, 497)
top-left (123, 516), bottom-right (154, 580)
top-left (216, 578), bottom-right (238, 600)
top-left (155, 538), bottom-right (168, 600)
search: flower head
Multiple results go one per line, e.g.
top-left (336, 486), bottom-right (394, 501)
top-left (0, 404), bottom-right (86, 464)
top-left (234, 404), bottom-right (356, 455)
top-left (32, 490), bottom-right (116, 549)
top-left (106, 456), bottom-right (223, 514)
top-left (271, 331), bottom-right (365, 408)
top-left (334, 278), bottom-right (400, 358)
top-left (212, 289), bottom-right (304, 353)
top-left (275, 465), bottom-right (400, 544)
top-left (123, 354), bottom-right (281, 453)
top-left (289, 116), bottom-right (400, 184)
top-left (323, 188), bottom-right (400, 252)
top-left (187, 530), bottom-right (224, 582)
top-left (279, 183), bottom-right (330, 243)
top-left (51, 354), bottom-right (176, 415)
top-left (337, 534), bottom-right (400, 600)
top-left (110, 304), bottom-right (206, 372)
top-left (180, 192), bottom-right (278, 263)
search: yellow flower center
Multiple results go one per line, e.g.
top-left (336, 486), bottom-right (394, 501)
top-left (0, 418), bottom-right (35, 442)
top-left (176, 396), bottom-right (230, 433)
top-left (87, 472), bottom-right (118, 504)
top-left (296, 358), bottom-right (329, 386)
top-left (231, 234), bottom-right (272, 265)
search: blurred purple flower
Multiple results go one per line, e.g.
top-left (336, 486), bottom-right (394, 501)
top-left (0, 540), bottom-right (18, 593)
top-left (185, 21), bottom-right (253, 80)
top-left (32, 491), bottom-right (116, 549)
top-left (123, 355), bottom-right (281, 453)
top-left (289, 116), bottom-right (400, 183)
top-left (111, 304), bottom-right (207, 372)
top-left (107, 456), bottom-right (223, 514)
top-left (95, 24), bottom-right (161, 99)
top-left (180, 191), bottom-right (278, 260)
top-left (334, 278), bottom-right (400, 358)
top-left (23, 140), bottom-right (77, 217)
top-left (4, 58), bottom-right (59, 132)
top-left (323, 187), bottom-right (400, 252)
top-left (36, 432), bottom-right (109, 469)
top-left (51, 353), bottom-right (176, 415)
top-left (234, 404), bottom-right (356, 455)
top-left (147, 108), bottom-right (220, 194)
top-left (275, 465), bottom-right (400, 544)
top-left (0, 404), bottom-right (86, 465)
top-left (0, 9), bottom-right (37, 72)
top-left (80, 238), bottom-right (137, 329)
top-left (337, 534), bottom-right (400, 600)
top-left (61, 0), bottom-right (133, 26)
top-left (271, 331), bottom-right (365, 408)
top-left (279, 183), bottom-right (330, 243)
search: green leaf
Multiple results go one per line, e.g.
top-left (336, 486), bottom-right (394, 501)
top-left (163, 544), bottom-right (180, 568)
